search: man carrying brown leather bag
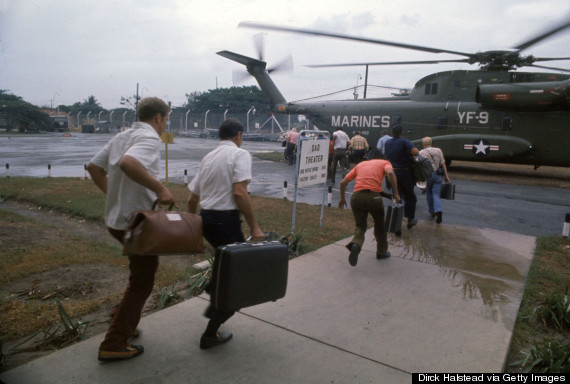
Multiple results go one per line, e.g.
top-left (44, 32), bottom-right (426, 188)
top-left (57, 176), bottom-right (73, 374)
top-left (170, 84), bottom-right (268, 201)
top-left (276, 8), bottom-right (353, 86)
top-left (87, 97), bottom-right (175, 362)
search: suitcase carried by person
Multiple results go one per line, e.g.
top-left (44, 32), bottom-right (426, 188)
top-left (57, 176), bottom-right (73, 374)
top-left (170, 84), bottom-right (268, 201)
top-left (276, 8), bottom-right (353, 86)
top-left (385, 203), bottom-right (404, 233)
top-left (440, 182), bottom-right (456, 200)
top-left (212, 241), bottom-right (289, 312)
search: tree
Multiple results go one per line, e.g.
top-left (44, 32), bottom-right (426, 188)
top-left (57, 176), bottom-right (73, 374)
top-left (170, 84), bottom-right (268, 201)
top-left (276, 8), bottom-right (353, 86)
top-left (186, 86), bottom-right (271, 114)
top-left (67, 95), bottom-right (104, 116)
top-left (0, 90), bottom-right (52, 132)
top-left (120, 95), bottom-right (139, 110)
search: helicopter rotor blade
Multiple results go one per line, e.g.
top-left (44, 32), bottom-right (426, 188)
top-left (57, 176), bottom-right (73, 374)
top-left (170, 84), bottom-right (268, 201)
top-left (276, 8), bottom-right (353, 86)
top-left (253, 32), bottom-right (265, 61)
top-left (268, 55), bottom-right (294, 73)
top-left (232, 68), bottom-right (252, 85)
top-left (527, 64), bottom-right (570, 73)
top-left (533, 56), bottom-right (570, 62)
top-left (239, 21), bottom-right (472, 58)
top-left (305, 59), bottom-right (470, 68)
top-left (513, 14), bottom-right (570, 52)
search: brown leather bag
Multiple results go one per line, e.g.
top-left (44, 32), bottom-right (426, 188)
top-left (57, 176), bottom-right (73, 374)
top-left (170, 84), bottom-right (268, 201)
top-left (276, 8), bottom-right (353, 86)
top-left (123, 202), bottom-right (203, 256)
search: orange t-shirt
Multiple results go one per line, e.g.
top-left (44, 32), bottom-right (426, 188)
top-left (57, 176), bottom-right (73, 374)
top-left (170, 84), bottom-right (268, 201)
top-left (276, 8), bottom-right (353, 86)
top-left (345, 159), bottom-right (392, 192)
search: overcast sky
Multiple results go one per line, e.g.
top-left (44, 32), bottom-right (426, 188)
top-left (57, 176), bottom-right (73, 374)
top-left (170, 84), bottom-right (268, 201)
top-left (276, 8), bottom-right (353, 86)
top-left (1, 0), bottom-right (569, 109)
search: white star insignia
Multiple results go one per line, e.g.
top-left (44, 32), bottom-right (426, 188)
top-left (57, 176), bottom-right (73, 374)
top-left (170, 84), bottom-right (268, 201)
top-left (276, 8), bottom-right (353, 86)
top-left (474, 140), bottom-right (490, 155)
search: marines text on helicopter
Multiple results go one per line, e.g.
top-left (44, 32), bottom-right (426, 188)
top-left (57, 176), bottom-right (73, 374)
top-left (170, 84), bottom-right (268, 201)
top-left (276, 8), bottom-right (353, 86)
top-left (218, 15), bottom-right (570, 168)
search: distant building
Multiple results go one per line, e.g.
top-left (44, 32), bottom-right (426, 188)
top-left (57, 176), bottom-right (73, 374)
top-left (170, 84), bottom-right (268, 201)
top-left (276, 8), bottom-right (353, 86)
top-left (49, 115), bottom-right (69, 132)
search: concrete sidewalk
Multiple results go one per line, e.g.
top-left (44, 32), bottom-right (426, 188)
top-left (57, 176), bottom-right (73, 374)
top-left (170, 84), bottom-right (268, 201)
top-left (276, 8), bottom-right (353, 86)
top-left (0, 221), bottom-right (535, 383)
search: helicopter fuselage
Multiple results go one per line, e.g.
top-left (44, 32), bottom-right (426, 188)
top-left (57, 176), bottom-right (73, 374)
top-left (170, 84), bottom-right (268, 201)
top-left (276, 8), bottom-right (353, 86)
top-left (218, 50), bottom-right (570, 168)
top-left (282, 70), bottom-right (570, 167)
top-left (286, 98), bottom-right (569, 167)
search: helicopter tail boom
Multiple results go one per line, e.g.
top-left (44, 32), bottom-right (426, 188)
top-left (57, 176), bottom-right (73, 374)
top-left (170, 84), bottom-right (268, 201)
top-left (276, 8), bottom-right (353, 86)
top-left (217, 50), bottom-right (288, 108)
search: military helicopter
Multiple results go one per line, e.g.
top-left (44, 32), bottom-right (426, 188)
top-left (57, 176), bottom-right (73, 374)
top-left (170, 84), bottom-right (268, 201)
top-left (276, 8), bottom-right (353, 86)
top-left (217, 15), bottom-right (570, 168)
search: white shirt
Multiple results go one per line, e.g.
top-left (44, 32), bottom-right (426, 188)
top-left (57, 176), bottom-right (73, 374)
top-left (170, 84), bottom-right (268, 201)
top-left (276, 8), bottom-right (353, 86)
top-left (188, 140), bottom-right (252, 210)
top-left (90, 122), bottom-right (161, 229)
top-left (419, 146), bottom-right (445, 171)
top-left (333, 130), bottom-right (349, 150)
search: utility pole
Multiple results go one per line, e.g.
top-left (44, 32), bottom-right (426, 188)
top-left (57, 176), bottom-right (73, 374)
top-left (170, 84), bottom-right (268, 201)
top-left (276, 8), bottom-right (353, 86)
top-left (135, 83), bottom-right (139, 121)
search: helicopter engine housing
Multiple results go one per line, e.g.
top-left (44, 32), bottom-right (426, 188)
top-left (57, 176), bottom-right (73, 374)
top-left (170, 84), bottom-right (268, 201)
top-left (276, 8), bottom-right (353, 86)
top-left (476, 80), bottom-right (570, 110)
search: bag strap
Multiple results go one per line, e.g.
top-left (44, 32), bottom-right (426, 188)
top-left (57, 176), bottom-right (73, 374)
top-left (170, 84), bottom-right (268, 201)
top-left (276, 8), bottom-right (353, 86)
top-left (425, 148), bottom-right (439, 171)
top-left (151, 200), bottom-right (175, 211)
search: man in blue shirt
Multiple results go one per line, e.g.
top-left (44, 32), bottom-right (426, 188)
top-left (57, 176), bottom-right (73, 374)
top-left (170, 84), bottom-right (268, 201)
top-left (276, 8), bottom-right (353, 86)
top-left (384, 125), bottom-right (419, 232)
top-left (376, 130), bottom-right (391, 159)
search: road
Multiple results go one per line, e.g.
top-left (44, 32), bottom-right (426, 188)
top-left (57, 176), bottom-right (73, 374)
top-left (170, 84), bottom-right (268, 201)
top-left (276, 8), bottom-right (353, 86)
top-left (1, 132), bottom-right (569, 237)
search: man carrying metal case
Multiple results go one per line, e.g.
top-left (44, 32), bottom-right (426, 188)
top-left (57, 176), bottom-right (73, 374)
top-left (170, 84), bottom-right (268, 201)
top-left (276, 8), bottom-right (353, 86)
top-left (187, 119), bottom-right (264, 349)
top-left (338, 159), bottom-right (400, 267)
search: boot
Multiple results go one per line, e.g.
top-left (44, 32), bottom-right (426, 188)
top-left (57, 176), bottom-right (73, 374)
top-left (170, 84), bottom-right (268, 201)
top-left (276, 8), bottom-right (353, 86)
top-left (435, 212), bottom-right (442, 224)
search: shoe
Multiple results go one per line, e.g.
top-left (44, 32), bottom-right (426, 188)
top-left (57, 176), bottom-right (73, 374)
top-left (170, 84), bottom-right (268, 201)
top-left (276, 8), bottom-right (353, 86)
top-left (394, 230), bottom-right (402, 237)
top-left (429, 212), bottom-right (435, 219)
top-left (435, 212), bottom-right (442, 224)
top-left (200, 331), bottom-right (233, 350)
top-left (348, 243), bottom-right (360, 266)
top-left (376, 251), bottom-right (391, 260)
top-left (407, 218), bottom-right (417, 229)
top-left (98, 344), bottom-right (144, 361)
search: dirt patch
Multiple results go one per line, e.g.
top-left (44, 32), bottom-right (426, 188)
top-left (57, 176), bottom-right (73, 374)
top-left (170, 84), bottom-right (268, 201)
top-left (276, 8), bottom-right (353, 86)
top-left (0, 200), bottom-right (114, 246)
top-left (0, 200), bottom-right (203, 372)
top-left (5, 264), bottom-right (126, 302)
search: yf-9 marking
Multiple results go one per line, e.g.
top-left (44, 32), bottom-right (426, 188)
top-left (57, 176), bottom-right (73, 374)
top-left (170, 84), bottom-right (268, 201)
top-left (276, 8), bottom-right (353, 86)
top-left (458, 111), bottom-right (489, 124)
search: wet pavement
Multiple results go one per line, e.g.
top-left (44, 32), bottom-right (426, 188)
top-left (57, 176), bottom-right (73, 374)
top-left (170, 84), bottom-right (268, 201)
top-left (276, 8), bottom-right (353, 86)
top-left (1, 132), bottom-right (568, 237)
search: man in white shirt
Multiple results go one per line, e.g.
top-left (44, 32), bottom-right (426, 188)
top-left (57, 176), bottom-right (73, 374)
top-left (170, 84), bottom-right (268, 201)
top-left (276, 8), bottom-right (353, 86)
top-left (419, 137), bottom-right (450, 224)
top-left (87, 97), bottom-right (174, 362)
top-left (187, 119), bottom-right (264, 349)
top-left (331, 127), bottom-right (350, 183)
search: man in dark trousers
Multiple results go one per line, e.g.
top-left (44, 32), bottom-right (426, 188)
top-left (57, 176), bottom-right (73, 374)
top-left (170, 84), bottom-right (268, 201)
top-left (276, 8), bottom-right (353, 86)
top-left (187, 119), bottom-right (264, 349)
top-left (88, 97), bottom-right (175, 361)
top-left (338, 159), bottom-right (400, 266)
top-left (384, 124), bottom-right (420, 232)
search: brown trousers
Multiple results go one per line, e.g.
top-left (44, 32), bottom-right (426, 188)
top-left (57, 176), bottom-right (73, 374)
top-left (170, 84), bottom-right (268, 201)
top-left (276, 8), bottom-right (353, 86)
top-left (347, 190), bottom-right (388, 255)
top-left (99, 228), bottom-right (158, 352)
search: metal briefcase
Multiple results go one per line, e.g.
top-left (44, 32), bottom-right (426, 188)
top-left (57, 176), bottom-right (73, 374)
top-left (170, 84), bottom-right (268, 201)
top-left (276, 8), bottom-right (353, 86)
top-left (212, 241), bottom-right (289, 312)
top-left (385, 203), bottom-right (404, 233)
top-left (440, 183), bottom-right (456, 200)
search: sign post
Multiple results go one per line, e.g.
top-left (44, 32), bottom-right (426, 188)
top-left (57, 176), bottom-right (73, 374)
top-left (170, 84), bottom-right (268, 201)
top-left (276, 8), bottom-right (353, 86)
top-left (161, 131), bottom-right (174, 184)
top-left (292, 130), bottom-right (330, 234)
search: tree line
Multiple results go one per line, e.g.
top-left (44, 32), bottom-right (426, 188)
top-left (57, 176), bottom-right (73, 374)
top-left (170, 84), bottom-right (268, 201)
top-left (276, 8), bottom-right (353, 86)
top-left (0, 86), bottom-right (272, 133)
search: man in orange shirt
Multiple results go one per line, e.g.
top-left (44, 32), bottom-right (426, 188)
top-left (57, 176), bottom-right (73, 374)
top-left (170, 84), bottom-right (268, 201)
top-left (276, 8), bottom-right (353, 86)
top-left (338, 159), bottom-right (400, 266)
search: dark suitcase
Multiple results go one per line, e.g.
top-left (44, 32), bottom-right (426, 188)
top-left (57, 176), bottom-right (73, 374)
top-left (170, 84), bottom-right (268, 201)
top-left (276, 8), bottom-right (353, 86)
top-left (385, 203), bottom-right (404, 233)
top-left (212, 241), bottom-right (289, 312)
top-left (440, 182), bottom-right (455, 200)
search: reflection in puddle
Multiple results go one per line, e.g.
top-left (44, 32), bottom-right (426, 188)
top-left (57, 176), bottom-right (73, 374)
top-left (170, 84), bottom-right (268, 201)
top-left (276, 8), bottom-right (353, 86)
top-left (387, 224), bottom-right (532, 324)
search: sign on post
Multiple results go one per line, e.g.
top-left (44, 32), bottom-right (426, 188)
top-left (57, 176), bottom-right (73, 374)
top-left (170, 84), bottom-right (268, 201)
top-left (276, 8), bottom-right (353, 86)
top-left (297, 139), bottom-right (329, 188)
top-left (292, 130), bottom-right (330, 234)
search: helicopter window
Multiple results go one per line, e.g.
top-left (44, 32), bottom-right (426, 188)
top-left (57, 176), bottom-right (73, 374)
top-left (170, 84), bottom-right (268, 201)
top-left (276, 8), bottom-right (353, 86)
top-left (510, 73), bottom-right (535, 83)
top-left (502, 117), bottom-right (512, 131)
top-left (425, 83), bottom-right (438, 95)
top-left (437, 116), bottom-right (448, 129)
top-left (431, 83), bottom-right (438, 95)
